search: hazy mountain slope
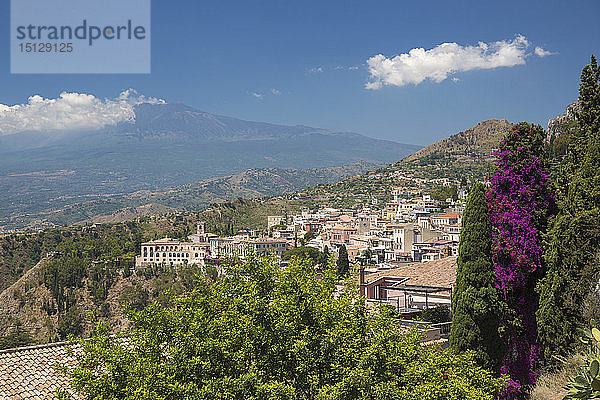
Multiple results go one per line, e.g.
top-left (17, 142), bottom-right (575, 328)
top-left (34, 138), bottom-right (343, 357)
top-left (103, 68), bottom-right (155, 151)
top-left (0, 162), bottom-right (380, 230)
top-left (0, 102), bottom-right (420, 231)
top-left (69, 119), bottom-right (514, 225)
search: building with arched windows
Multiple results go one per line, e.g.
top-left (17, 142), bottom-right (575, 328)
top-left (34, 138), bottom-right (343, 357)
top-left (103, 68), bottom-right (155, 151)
top-left (135, 238), bottom-right (209, 267)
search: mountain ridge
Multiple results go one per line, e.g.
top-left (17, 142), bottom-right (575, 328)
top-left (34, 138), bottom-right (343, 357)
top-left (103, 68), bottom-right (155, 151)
top-left (0, 103), bottom-right (420, 231)
top-left (403, 119), bottom-right (512, 162)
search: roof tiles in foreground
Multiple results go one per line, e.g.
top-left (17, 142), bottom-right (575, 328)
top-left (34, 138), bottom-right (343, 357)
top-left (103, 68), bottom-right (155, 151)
top-left (0, 341), bottom-right (81, 399)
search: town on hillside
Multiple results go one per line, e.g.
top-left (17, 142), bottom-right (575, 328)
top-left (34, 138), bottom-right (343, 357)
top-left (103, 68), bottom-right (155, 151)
top-left (135, 184), bottom-right (466, 318)
top-left (136, 185), bottom-right (465, 268)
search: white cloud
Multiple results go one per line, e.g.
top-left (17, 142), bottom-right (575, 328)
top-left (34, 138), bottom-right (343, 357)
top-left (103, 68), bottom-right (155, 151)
top-left (452, 77), bottom-right (460, 83)
top-left (251, 92), bottom-right (264, 99)
top-left (0, 89), bottom-right (165, 135)
top-left (116, 88), bottom-right (165, 105)
top-left (308, 66), bottom-right (323, 73)
top-left (534, 46), bottom-right (554, 57)
top-left (366, 35), bottom-right (534, 89)
top-left (271, 88), bottom-right (281, 95)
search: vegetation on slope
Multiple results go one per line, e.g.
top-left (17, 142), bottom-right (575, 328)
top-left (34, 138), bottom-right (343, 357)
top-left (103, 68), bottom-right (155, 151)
top-left (298, 119), bottom-right (513, 209)
top-left (0, 162), bottom-right (379, 231)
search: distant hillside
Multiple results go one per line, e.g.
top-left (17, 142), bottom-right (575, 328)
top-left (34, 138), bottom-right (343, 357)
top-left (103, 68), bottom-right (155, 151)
top-left (299, 119), bottom-right (514, 209)
top-left (52, 120), bottom-right (514, 224)
top-left (0, 162), bottom-right (380, 230)
top-left (0, 254), bottom-right (192, 343)
top-left (404, 119), bottom-right (513, 162)
top-left (0, 102), bottom-right (420, 231)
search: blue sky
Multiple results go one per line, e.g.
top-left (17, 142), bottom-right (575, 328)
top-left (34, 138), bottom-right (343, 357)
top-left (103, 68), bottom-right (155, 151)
top-left (0, 0), bottom-right (599, 145)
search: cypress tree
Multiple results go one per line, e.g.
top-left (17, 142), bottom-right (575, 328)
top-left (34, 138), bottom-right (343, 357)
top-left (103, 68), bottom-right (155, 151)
top-left (321, 245), bottom-right (330, 266)
top-left (449, 182), bottom-right (502, 370)
top-left (537, 55), bottom-right (600, 360)
top-left (336, 245), bottom-right (350, 277)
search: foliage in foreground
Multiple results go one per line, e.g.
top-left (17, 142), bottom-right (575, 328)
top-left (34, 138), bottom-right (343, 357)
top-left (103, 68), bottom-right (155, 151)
top-left (537, 55), bottom-right (600, 363)
top-left (563, 326), bottom-right (600, 399)
top-left (488, 122), bottom-right (554, 392)
top-left (64, 256), bottom-right (505, 400)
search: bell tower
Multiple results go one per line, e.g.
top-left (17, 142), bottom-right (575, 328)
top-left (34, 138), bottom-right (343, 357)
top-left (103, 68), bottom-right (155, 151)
top-left (197, 221), bottom-right (205, 235)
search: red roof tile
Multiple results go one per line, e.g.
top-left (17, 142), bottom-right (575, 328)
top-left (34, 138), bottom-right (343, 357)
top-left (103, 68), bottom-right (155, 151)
top-left (0, 342), bottom-right (82, 399)
top-left (364, 256), bottom-right (457, 288)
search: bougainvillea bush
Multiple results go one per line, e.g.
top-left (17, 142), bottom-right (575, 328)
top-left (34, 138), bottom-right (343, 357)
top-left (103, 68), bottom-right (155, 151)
top-left (487, 122), bottom-right (555, 396)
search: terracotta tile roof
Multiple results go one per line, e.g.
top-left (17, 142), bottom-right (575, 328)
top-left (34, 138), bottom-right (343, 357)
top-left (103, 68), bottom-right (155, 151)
top-left (0, 341), bottom-right (81, 399)
top-left (364, 256), bottom-right (457, 288)
top-left (434, 213), bottom-right (460, 219)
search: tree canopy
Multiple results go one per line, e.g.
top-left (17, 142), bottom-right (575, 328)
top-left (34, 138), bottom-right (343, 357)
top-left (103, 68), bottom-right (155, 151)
top-left (65, 255), bottom-right (506, 400)
top-left (537, 55), bottom-right (600, 361)
top-left (336, 245), bottom-right (350, 277)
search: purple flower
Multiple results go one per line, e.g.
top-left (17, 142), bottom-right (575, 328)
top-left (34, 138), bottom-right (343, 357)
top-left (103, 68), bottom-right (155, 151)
top-left (487, 123), bottom-right (554, 395)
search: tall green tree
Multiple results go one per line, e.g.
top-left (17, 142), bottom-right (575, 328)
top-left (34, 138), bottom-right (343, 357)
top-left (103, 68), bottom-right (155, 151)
top-left (336, 245), bottom-right (350, 277)
top-left (320, 245), bottom-right (330, 267)
top-left (449, 182), bottom-right (502, 370)
top-left (537, 55), bottom-right (600, 361)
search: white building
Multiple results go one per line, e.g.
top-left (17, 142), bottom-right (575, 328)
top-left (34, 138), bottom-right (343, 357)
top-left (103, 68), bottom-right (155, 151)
top-left (209, 236), bottom-right (287, 258)
top-left (135, 238), bottom-right (209, 267)
top-left (267, 215), bottom-right (286, 230)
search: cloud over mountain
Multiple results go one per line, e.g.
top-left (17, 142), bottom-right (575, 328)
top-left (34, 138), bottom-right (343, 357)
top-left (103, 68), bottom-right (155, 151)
top-left (365, 35), bottom-right (551, 89)
top-left (0, 89), bottom-right (165, 135)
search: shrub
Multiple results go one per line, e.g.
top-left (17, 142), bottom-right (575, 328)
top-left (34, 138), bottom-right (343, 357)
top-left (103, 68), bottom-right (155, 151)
top-left (118, 284), bottom-right (149, 312)
top-left (57, 306), bottom-right (83, 340)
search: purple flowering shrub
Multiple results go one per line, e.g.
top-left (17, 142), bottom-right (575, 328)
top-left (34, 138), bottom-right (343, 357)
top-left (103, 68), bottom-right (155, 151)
top-left (487, 122), bottom-right (555, 396)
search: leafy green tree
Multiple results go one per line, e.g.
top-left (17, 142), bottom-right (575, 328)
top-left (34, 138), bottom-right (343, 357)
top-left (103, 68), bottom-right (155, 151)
top-left (301, 230), bottom-right (317, 246)
top-left (66, 255), bottom-right (506, 399)
top-left (282, 246), bottom-right (322, 264)
top-left (420, 305), bottom-right (451, 323)
top-left (336, 245), bottom-right (350, 277)
top-left (0, 327), bottom-right (33, 350)
top-left (537, 55), bottom-right (600, 361)
top-left (57, 306), bottom-right (83, 340)
top-left (119, 284), bottom-right (150, 312)
top-left (320, 245), bottom-right (330, 266)
top-left (359, 248), bottom-right (374, 266)
top-left (450, 182), bottom-right (502, 370)
top-left (431, 185), bottom-right (458, 202)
